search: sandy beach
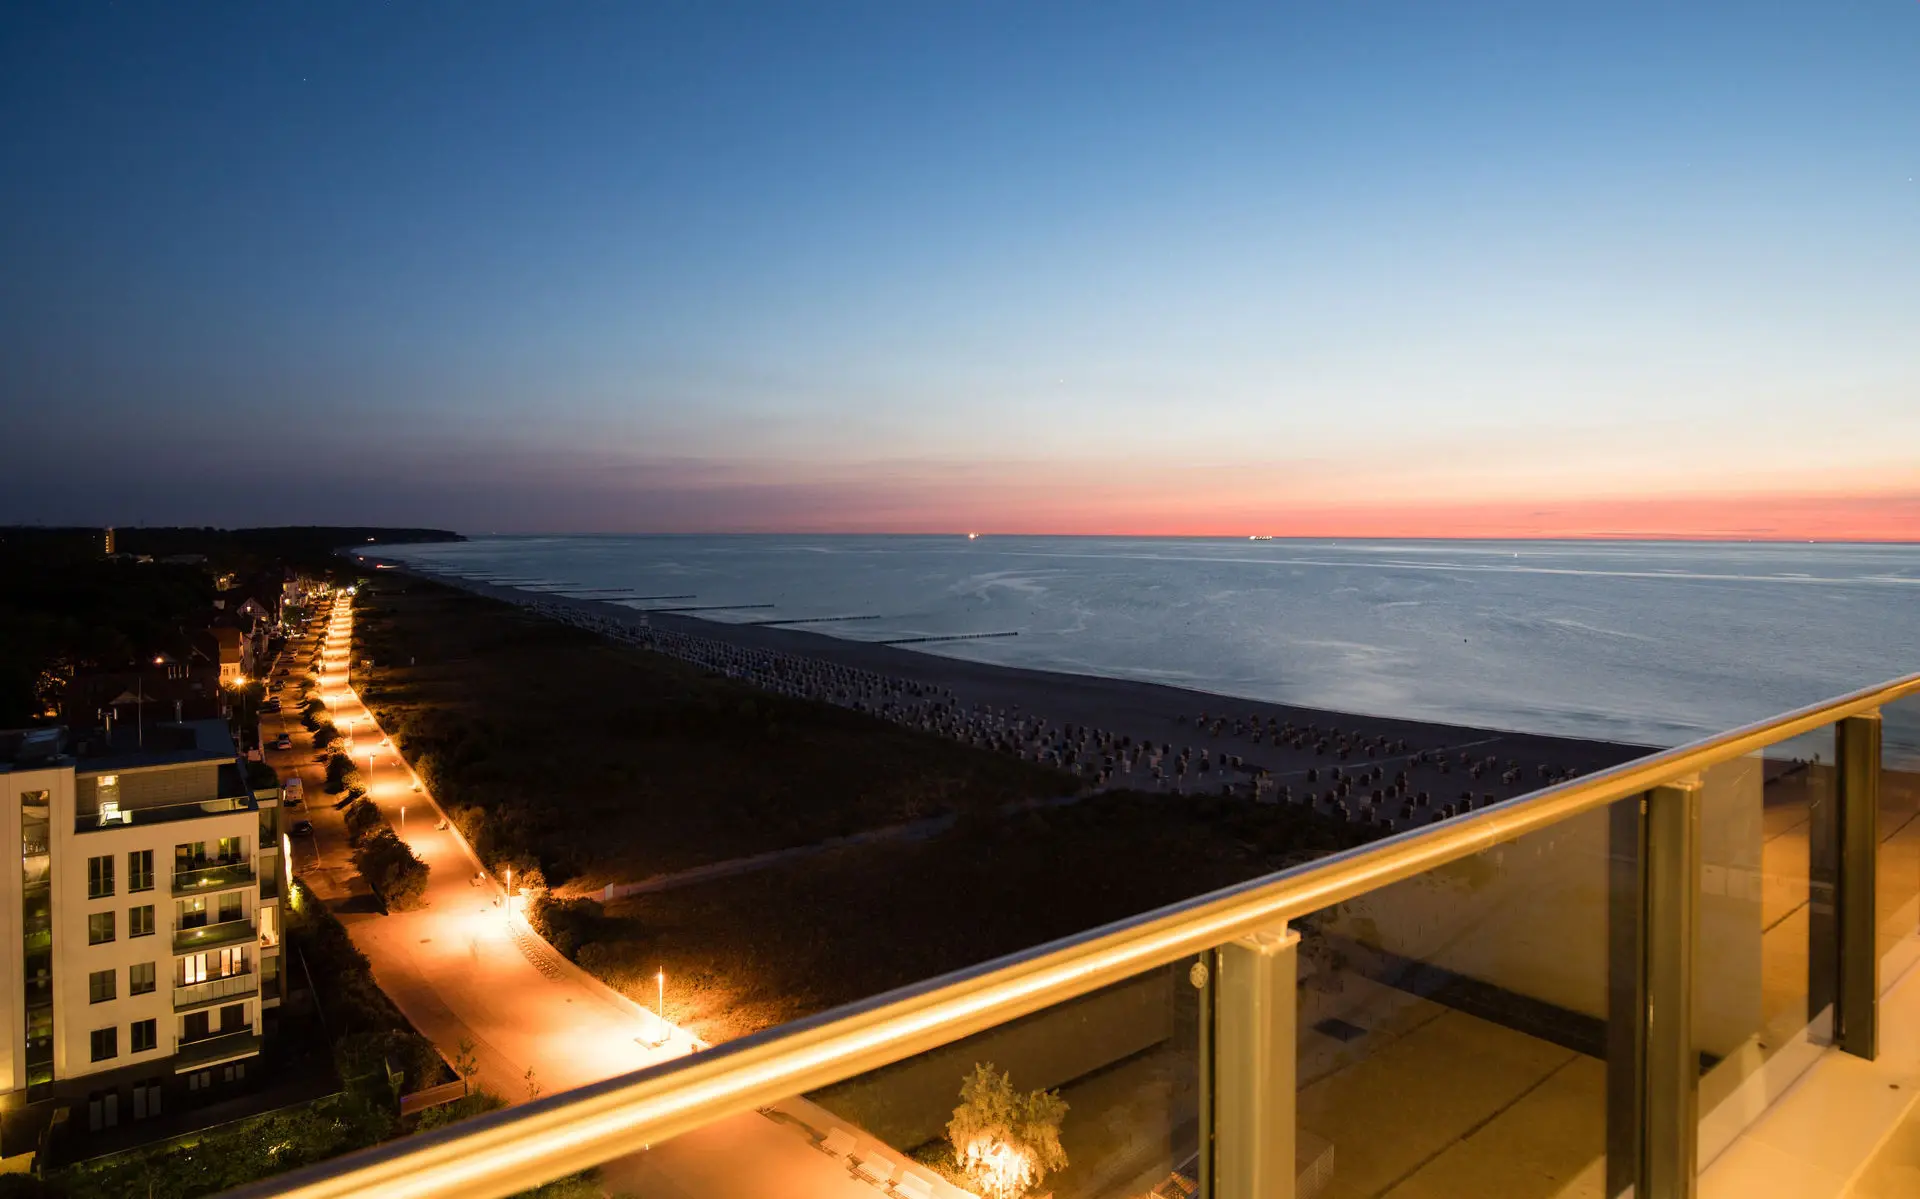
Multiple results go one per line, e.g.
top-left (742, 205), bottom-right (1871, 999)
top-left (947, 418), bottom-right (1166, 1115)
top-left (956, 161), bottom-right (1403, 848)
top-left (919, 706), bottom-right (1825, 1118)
top-left (392, 561), bottom-right (1651, 827)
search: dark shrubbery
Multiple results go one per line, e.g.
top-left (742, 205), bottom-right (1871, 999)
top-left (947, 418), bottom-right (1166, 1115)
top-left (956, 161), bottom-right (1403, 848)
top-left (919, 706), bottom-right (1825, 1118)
top-left (244, 758), bottom-right (281, 792)
top-left (53, 1093), bottom-right (393, 1199)
top-left (311, 719), bottom-right (339, 745)
top-left (343, 796), bottom-right (383, 845)
top-left (324, 751), bottom-right (361, 794)
top-left (414, 1089), bottom-right (505, 1132)
top-left (526, 893), bottom-right (603, 959)
top-left (286, 884), bottom-right (416, 1039)
top-left (333, 1028), bottom-right (445, 1096)
top-left (353, 828), bottom-right (429, 910)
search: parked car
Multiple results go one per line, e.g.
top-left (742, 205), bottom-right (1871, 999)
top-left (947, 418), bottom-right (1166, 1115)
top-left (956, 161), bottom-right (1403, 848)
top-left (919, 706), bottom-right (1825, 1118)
top-left (274, 734), bottom-right (292, 750)
top-left (291, 820), bottom-right (314, 837)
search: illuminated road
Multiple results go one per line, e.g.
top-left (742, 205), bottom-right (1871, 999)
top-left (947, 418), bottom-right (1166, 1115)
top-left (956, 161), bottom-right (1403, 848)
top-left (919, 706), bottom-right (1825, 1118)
top-left (271, 596), bottom-right (973, 1199)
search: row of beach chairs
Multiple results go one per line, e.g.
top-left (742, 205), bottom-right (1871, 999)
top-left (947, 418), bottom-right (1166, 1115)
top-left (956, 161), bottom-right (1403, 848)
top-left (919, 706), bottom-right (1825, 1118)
top-left (819, 1127), bottom-right (935, 1199)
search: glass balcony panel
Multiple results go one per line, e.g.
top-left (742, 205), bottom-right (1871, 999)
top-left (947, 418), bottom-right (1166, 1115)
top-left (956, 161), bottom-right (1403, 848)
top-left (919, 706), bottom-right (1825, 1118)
top-left (1882, 697), bottom-right (1920, 992)
top-left (1693, 742), bottom-right (1830, 1173)
top-left (601, 959), bottom-right (1200, 1199)
top-left (1295, 798), bottom-right (1625, 1199)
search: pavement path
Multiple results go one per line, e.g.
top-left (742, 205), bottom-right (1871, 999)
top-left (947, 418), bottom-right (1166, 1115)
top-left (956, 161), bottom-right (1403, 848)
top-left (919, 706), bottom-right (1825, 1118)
top-left (267, 600), bottom-right (974, 1199)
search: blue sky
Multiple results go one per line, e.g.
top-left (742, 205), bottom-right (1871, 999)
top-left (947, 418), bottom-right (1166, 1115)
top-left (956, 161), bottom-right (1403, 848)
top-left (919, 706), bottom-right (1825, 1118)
top-left (3, 3), bottom-right (1916, 533)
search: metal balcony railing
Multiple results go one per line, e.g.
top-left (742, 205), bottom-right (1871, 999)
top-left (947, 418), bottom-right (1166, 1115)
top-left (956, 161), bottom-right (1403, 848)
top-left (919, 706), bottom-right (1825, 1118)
top-left (174, 970), bottom-right (258, 1010)
top-left (228, 671), bottom-right (1920, 1199)
top-left (172, 860), bottom-right (255, 896)
top-left (173, 916), bottom-right (255, 955)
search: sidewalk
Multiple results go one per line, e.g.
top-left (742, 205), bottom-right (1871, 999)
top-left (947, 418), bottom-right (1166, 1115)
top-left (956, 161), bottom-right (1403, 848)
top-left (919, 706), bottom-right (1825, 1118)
top-left (288, 602), bottom-right (965, 1199)
top-left (298, 608), bottom-right (698, 1100)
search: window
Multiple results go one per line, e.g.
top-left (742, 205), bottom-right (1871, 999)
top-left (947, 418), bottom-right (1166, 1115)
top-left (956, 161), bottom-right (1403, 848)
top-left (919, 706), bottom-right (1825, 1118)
top-left (177, 895), bottom-right (208, 930)
top-left (258, 904), bottom-right (278, 948)
top-left (89, 968), bottom-right (116, 1003)
top-left (129, 904), bottom-right (155, 938)
top-left (174, 842), bottom-right (206, 874)
top-left (219, 1003), bottom-right (247, 1034)
top-left (128, 849), bottom-right (154, 893)
top-left (87, 855), bottom-right (114, 899)
top-left (217, 892), bottom-right (243, 923)
top-left (88, 911), bottom-right (114, 945)
top-left (182, 1011), bottom-right (210, 1042)
top-left (133, 1079), bottom-right (163, 1120)
top-left (130, 962), bottom-right (156, 995)
top-left (87, 1090), bottom-right (119, 1131)
top-left (90, 1027), bottom-right (117, 1062)
top-left (182, 952), bottom-right (207, 985)
top-left (217, 835), bottom-right (244, 863)
top-left (131, 1019), bottom-right (157, 1054)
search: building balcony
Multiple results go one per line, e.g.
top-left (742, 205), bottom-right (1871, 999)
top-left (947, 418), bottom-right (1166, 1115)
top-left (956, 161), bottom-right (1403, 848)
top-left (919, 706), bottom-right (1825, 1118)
top-left (173, 1028), bottom-right (260, 1073)
top-left (217, 671), bottom-right (1920, 1199)
top-left (172, 860), bottom-right (255, 896)
top-left (173, 970), bottom-right (258, 1011)
top-left (172, 917), bottom-right (255, 955)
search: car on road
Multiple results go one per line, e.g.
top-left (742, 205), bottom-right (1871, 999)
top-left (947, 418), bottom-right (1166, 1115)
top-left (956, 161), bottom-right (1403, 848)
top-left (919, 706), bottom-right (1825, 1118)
top-left (274, 734), bottom-right (292, 750)
top-left (291, 820), bottom-right (314, 837)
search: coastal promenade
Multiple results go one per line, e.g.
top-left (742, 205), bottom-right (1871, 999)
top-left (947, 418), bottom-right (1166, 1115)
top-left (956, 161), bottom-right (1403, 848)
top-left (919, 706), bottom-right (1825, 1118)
top-left (271, 601), bottom-right (970, 1199)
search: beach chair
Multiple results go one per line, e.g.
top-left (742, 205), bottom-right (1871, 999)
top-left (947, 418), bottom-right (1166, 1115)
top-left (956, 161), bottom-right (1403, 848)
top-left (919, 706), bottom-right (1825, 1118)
top-left (853, 1149), bottom-right (897, 1186)
top-left (893, 1174), bottom-right (934, 1199)
top-left (820, 1128), bottom-right (858, 1159)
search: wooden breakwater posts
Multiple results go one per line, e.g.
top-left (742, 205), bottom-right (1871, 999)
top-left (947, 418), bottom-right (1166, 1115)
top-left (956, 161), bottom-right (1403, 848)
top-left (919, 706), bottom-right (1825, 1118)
top-left (876, 631), bottom-right (1020, 646)
top-left (629, 603), bottom-right (777, 614)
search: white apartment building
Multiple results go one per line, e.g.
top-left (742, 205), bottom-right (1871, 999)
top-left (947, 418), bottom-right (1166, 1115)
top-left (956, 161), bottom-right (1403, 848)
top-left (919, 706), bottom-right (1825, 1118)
top-left (0, 720), bottom-right (286, 1147)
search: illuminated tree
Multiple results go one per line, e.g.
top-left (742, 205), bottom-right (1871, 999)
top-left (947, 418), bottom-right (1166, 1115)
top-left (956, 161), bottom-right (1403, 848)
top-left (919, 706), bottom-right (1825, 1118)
top-left (946, 1063), bottom-right (1068, 1199)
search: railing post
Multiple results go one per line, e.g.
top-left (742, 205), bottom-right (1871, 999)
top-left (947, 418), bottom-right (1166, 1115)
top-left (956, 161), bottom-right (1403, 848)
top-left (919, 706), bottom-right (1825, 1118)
top-left (1837, 712), bottom-right (1882, 1059)
top-left (1644, 778), bottom-right (1700, 1199)
top-left (1606, 795), bottom-right (1648, 1199)
top-left (1213, 926), bottom-right (1298, 1199)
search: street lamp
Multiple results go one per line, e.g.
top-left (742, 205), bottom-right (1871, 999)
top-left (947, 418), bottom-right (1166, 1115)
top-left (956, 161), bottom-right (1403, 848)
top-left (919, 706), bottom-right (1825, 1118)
top-left (505, 865), bottom-right (513, 924)
top-left (657, 970), bottom-right (666, 1043)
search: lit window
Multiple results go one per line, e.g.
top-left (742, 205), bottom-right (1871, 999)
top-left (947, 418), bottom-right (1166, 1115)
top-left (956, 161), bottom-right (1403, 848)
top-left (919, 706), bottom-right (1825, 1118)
top-left (97, 775), bottom-right (127, 826)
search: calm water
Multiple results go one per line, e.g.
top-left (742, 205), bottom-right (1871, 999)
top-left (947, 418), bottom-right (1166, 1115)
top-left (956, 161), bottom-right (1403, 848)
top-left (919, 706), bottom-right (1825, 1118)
top-left (372, 537), bottom-right (1920, 757)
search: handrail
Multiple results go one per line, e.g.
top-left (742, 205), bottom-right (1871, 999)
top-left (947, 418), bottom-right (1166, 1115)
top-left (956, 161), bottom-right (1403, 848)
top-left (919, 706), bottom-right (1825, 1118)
top-left (228, 670), bottom-right (1920, 1199)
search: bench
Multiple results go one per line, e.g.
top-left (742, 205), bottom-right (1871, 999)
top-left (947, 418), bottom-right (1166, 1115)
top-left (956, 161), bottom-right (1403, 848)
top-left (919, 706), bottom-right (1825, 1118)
top-left (893, 1174), bottom-right (934, 1199)
top-left (852, 1150), bottom-right (897, 1186)
top-left (820, 1128), bottom-right (858, 1159)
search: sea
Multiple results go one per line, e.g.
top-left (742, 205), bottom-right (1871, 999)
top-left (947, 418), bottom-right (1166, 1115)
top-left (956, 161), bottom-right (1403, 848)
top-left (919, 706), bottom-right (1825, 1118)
top-left (368, 537), bottom-right (1920, 761)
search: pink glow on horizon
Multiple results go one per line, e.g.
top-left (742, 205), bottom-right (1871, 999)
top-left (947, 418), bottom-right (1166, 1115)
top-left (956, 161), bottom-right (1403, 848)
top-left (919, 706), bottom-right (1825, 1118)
top-left (706, 486), bottom-right (1920, 541)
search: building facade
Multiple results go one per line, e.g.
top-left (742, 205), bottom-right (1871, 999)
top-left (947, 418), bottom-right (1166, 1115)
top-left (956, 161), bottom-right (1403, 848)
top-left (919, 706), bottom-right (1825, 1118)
top-left (1, 722), bottom-right (285, 1147)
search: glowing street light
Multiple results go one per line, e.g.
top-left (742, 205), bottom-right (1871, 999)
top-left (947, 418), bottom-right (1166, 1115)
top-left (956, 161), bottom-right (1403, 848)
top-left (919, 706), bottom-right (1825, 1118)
top-left (505, 864), bottom-right (513, 924)
top-left (657, 970), bottom-right (667, 1045)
